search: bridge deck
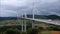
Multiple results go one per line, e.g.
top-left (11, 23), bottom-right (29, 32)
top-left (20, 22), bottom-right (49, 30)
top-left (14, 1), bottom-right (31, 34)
top-left (25, 18), bottom-right (60, 25)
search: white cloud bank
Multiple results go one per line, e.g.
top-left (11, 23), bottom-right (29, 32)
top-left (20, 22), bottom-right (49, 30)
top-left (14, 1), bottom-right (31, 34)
top-left (0, 0), bottom-right (60, 17)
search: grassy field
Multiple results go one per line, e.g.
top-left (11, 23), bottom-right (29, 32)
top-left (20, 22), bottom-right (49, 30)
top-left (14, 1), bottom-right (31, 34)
top-left (38, 31), bottom-right (60, 34)
top-left (0, 20), bottom-right (21, 25)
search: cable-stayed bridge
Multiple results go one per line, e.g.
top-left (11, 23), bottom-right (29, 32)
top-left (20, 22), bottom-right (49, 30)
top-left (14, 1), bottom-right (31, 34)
top-left (21, 12), bottom-right (60, 32)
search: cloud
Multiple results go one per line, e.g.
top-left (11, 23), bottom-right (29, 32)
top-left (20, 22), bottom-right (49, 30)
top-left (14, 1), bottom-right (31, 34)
top-left (0, 0), bottom-right (60, 17)
top-left (0, 9), bottom-right (17, 17)
top-left (0, 0), bottom-right (30, 7)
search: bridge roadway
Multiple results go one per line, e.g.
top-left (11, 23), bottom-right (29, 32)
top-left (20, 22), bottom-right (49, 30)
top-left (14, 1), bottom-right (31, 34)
top-left (25, 18), bottom-right (60, 26)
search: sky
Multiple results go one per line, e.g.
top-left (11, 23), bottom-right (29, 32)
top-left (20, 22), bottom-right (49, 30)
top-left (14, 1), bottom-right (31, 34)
top-left (0, 0), bottom-right (60, 17)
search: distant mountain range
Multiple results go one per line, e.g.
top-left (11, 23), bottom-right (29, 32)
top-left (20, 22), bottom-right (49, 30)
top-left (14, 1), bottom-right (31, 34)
top-left (0, 17), bottom-right (17, 21)
top-left (27, 15), bottom-right (60, 20)
top-left (0, 15), bottom-right (60, 21)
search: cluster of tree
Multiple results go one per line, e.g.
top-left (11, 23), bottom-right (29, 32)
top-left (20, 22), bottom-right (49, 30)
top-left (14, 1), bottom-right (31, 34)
top-left (0, 28), bottom-right (39, 34)
top-left (0, 26), bottom-right (60, 34)
top-left (47, 25), bottom-right (60, 31)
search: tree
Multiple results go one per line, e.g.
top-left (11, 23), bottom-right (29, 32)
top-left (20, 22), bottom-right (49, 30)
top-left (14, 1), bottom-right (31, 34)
top-left (27, 28), bottom-right (39, 34)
